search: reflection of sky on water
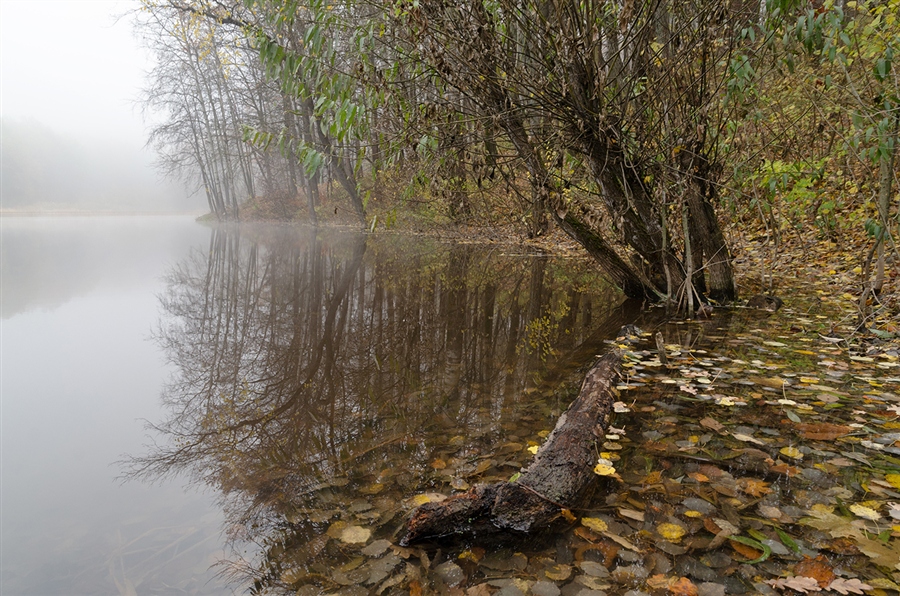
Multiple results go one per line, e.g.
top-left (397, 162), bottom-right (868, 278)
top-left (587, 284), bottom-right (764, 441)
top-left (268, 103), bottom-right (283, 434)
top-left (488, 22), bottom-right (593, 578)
top-left (0, 216), bottom-right (226, 595)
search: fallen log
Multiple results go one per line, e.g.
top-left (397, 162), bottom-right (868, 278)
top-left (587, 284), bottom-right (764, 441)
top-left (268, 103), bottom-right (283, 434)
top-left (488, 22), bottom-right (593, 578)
top-left (401, 350), bottom-right (623, 545)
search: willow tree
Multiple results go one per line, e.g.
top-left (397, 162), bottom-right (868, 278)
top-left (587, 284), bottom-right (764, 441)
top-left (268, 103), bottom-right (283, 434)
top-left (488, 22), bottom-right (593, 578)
top-left (245, 0), bottom-right (741, 303)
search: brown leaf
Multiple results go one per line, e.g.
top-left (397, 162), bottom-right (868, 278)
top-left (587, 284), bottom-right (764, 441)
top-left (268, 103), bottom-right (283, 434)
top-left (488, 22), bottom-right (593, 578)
top-left (766, 576), bottom-right (822, 593)
top-left (737, 477), bottom-right (772, 497)
top-left (794, 556), bottom-right (836, 587)
top-left (669, 577), bottom-right (700, 596)
top-left (795, 422), bottom-right (852, 441)
top-left (730, 539), bottom-right (763, 561)
top-left (700, 417), bottom-right (725, 432)
top-left (826, 578), bottom-right (873, 595)
top-left (574, 526), bottom-right (602, 542)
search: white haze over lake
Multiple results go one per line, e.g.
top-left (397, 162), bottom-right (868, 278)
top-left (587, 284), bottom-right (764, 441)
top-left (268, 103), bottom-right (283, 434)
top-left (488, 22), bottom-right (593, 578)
top-left (0, 0), bottom-right (206, 213)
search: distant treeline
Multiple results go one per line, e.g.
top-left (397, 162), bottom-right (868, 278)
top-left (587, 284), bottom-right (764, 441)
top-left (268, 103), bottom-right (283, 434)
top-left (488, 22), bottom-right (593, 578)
top-left (0, 118), bottom-right (198, 213)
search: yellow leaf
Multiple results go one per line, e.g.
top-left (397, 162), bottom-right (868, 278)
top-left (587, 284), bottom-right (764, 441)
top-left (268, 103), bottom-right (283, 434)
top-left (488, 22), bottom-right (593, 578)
top-left (780, 446), bottom-right (803, 460)
top-left (594, 463), bottom-right (617, 476)
top-left (849, 503), bottom-right (881, 520)
top-left (340, 525), bottom-right (371, 544)
top-left (528, 445), bottom-right (539, 454)
top-left (885, 474), bottom-right (900, 490)
top-left (657, 522), bottom-right (687, 542)
top-left (581, 517), bottom-right (609, 532)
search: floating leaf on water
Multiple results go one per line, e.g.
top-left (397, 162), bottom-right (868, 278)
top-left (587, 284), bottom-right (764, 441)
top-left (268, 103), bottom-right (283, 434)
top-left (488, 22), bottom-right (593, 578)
top-left (657, 522), bottom-right (687, 543)
top-left (780, 446), bottom-right (804, 460)
top-left (340, 525), bottom-right (371, 544)
top-left (582, 517), bottom-right (609, 532)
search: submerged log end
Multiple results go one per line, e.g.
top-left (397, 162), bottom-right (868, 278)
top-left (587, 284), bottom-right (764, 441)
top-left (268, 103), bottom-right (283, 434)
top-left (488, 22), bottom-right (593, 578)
top-left (402, 350), bottom-right (623, 545)
top-left (400, 483), bottom-right (500, 546)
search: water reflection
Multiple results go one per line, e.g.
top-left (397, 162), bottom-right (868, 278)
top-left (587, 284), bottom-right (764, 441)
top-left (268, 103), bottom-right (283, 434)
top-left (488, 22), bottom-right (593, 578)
top-left (136, 225), bottom-right (634, 592)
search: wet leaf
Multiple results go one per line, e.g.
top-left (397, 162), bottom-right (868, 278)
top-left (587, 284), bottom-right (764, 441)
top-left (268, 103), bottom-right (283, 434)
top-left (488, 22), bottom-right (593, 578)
top-left (544, 564), bottom-right (573, 581)
top-left (793, 556), bottom-right (835, 587)
top-left (340, 525), bottom-right (371, 544)
top-left (796, 422), bottom-right (852, 440)
top-left (826, 578), bottom-right (873, 594)
top-left (657, 522), bottom-right (687, 543)
top-left (766, 576), bottom-right (822, 593)
top-left (729, 535), bottom-right (771, 563)
top-left (582, 517), bottom-right (609, 532)
top-left (780, 446), bottom-right (804, 460)
top-left (848, 503), bottom-right (880, 520)
top-left (737, 477), bottom-right (771, 497)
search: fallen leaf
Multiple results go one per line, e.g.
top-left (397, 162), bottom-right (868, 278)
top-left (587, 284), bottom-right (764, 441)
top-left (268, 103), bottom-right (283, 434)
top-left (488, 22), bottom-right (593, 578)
top-left (658, 522), bottom-right (687, 543)
top-left (737, 477), bottom-right (772, 497)
top-left (730, 538), bottom-right (764, 561)
top-left (669, 576), bottom-right (699, 596)
top-left (848, 503), bottom-right (880, 521)
top-left (581, 517), bottom-right (609, 533)
top-left (340, 525), bottom-right (371, 544)
top-left (795, 422), bottom-right (852, 441)
top-left (780, 446), bottom-right (804, 460)
top-left (826, 578), bottom-right (873, 595)
top-left (794, 556), bottom-right (836, 587)
top-left (700, 417), bottom-right (725, 432)
top-left (766, 576), bottom-right (822, 593)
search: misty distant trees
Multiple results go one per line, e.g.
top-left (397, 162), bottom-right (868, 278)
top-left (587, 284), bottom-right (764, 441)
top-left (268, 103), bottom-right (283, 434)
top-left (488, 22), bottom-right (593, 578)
top-left (0, 118), bottom-right (191, 213)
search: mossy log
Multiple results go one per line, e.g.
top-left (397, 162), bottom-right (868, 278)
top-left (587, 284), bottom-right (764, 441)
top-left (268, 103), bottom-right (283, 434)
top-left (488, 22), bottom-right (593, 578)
top-left (401, 350), bottom-right (623, 545)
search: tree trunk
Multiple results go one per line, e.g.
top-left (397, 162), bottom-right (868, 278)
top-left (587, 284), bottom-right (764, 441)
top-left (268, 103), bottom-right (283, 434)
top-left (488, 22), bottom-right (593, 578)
top-left (402, 350), bottom-right (622, 545)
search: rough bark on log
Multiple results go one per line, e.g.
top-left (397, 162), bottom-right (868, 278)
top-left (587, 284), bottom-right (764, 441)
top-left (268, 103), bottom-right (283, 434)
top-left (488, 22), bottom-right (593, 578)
top-left (401, 350), bottom-right (623, 545)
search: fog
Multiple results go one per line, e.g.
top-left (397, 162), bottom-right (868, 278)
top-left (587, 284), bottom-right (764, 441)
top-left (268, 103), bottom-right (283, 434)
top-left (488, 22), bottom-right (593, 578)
top-left (0, 0), bottom-right (206, 213)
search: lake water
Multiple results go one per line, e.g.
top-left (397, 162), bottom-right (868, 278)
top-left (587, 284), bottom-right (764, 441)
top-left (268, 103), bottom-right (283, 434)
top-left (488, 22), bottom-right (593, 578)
top-left (1, 216), bottom-right (227, 595)
top-left (2, 217), bottom-right (631, 594)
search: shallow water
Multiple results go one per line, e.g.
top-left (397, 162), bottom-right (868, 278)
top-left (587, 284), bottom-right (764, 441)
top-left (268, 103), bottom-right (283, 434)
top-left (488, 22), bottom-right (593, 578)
top-left (131, 222), bottom-right (630, 593)
top-left (1, 218), bottom-right (629, 594)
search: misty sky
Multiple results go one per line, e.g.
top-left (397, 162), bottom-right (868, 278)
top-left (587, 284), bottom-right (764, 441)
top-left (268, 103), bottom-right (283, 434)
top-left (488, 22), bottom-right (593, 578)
top-left (1, 0), bottom-right (205, 212)
top-left (1, 0), bottom-right (147, 142)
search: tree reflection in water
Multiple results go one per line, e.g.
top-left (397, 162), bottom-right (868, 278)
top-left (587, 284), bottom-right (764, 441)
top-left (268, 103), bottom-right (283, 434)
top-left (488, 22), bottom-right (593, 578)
top-left (130, 224), bottom-right (637, 592)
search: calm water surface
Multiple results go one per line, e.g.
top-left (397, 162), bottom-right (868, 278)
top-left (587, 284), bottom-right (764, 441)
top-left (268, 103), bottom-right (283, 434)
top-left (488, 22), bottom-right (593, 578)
top-left (1, 216), bottom-right (227, 595)
top-left (2, 217), bottom-right (628, 595)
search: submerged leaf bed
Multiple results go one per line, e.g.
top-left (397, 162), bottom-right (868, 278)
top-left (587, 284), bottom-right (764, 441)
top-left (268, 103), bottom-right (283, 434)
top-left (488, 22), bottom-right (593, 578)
top-left (258, 300), bottom-right (900, 596)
